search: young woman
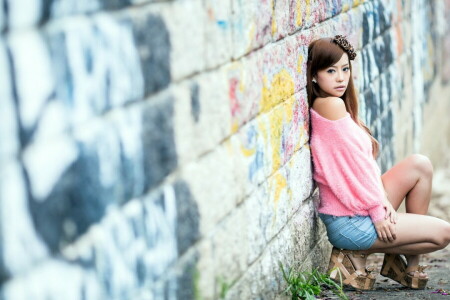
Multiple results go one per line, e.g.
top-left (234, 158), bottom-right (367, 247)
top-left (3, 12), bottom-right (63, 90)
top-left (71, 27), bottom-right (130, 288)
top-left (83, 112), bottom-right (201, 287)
top-left (307, 35), bottom-right (450, 290)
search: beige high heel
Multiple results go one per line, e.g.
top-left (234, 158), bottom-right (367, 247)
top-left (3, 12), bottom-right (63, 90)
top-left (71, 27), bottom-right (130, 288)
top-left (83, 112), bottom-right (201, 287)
top-left (381, 254), bottom-right (430, 289)
top-left (327, 247), bottom-right (376, 290)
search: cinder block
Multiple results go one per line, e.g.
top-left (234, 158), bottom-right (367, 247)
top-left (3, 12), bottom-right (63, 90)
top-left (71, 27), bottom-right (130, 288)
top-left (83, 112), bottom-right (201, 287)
top-left (225, 198), bottom-right (327, 300)
top-left (1, 259), bottom-right (104, 300)
top-left (58, 181), bottom-right (197, 299)
top-left (226, 51), bottom-right (263, 129)
top-left (7, 29), bottom-right (57, 145)
top-left (225, 39), bottom-right (300, 130)
top-left (261, 146), bottom-right (313, 243)
top-left (180, 143), bottom-right (238, 236)
top-left (0, 0), bottom-right (4, 31)
top-left (44, 14), bottom-right (145, 126)
top-left (194, 239), bottom-right (215, 300)
top-left (6, 0), bottom-right (41, 29)
top-left (285, 34), bottom-right (308, 94)
top-left (141, 0), bottom-right (205, 81)
top-left (272, 0), bottom-right (290, 41)
top-left (0, 160), bottom-right (50, 279)
top-left (209, 200), bottom-right (249, 289)
top-left (231, 0), bottom-right (273, 58)
top-left (172, 70), bottom-right (232, 166)
top-left (0, 40), bottom-right (19, 163)
top-left (203, 0), bottom-right (233, 68)
top-left (228, 89), bottom-right (310, 202)
top-left (289, 0), bottom-right (343, 33)
top-left (20, 91), bottom-right (179, 253)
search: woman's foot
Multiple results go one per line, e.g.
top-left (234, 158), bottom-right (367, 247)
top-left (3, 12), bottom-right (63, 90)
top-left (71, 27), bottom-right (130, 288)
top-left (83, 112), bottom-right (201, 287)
top-left (327, 247), bottom-right (376, 290)
top-left (347, 251), bottom-right (369, 275)
top-left (381, 253), bottom-right (429, 289)
top-left (405, 255), bottom-right (428, 279)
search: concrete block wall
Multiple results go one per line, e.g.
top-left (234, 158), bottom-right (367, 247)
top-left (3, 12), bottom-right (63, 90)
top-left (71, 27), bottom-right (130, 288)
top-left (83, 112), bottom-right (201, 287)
top-left (1, 0), bottom-right (449, 299)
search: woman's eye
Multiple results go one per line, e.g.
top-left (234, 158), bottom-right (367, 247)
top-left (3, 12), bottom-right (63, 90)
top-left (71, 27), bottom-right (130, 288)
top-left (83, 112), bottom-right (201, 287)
top-left (327, 69), bottom-right (335, 73)
top-left (343, 67), bottom-right (350, 71)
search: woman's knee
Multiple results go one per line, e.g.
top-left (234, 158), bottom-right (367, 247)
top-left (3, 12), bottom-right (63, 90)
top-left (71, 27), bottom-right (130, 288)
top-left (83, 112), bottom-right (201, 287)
top-left (410, 154), bottom-right (434, 178)
top-left (436, 222), bottom-right (450, 248)
top-left (445, 222), bottom-right (450, 245)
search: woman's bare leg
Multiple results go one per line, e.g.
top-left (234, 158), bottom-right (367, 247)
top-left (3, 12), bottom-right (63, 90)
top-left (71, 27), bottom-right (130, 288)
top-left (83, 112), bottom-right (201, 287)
top-left (349, 154), bottom-right (436, 273)
top-left (379, 154), bottom-right (435, 276)
top-left (349, 213), bottom-right (450, 272)
top-left (381, 154), bottom-right (433, 213)
top-left (367, 213), bottom-right (450, 251)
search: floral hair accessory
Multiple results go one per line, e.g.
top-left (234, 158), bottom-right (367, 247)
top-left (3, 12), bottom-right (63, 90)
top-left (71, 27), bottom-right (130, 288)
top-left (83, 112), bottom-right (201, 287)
top-left (332, 35), bottom-right (357, 60)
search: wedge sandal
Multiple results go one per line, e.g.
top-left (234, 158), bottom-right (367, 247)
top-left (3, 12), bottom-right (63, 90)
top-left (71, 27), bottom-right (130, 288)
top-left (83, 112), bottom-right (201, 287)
top-left (327, 247), bottom-right (376, 290)
top-left (405, 265), bottom-right (430, 289)
top-left (381, 253), bottom-right (429, 289)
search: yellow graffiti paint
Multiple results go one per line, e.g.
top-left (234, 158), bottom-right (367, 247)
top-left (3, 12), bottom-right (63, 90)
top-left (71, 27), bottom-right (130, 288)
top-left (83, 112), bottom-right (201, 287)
top-left (258, 117), bottom-right (268, 141)
top-left (296, 1), bottom-right (302, 27)
top-left (305, 0), bottom-right (311, 23)
top-left (224, 139), bottom-right (234, 154)
top-left (240, 143), bottom-right (256, 157)
top-left (268, 108), bottom-right (283, 172)
top-left (260, 69), bottom-right (295, 114)
top-left (259, 69), bottom-right (295, 174)
top-left (297, 55), bottom-right (303, 74)
top-left (271, 0), bottom-right (277, 36)
top-left (239, 77), bottom-right (245, 93)
top-left (296, 125), bottom-right (305, 151)
top-left (342, 3), bottom-right (350, 12)
top-left (271, 172), bottom-right (287, 205)
top-left (231, 120), bottom-right (239, 134)
top-left (285, 96), bottom-right (295, 124)
top-left (272, 18), bottom-right (277, 37)
top-left (247, 22), bottom-right (256, 52)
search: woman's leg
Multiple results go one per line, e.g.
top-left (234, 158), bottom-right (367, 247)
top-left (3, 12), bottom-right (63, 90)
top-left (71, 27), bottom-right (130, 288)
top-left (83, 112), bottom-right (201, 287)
top-left (380, 154), bottom-right (433, 213)
top-left (349, 154), bottom-right (436, 273)
top-left (367, 213), bottom-right (450, 252)
top-left (380, 154), bottom-right (435, 275)
top-left (348, 213), bottom-right (450, 273)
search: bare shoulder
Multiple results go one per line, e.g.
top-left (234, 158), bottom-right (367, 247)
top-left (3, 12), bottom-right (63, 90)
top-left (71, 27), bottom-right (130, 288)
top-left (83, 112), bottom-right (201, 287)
top-left (312, 97), bottom-right (348, 121)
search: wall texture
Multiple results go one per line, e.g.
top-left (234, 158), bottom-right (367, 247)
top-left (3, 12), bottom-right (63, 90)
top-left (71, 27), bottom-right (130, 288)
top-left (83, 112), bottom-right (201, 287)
top-left (0, 0), bottom-right (449, 299)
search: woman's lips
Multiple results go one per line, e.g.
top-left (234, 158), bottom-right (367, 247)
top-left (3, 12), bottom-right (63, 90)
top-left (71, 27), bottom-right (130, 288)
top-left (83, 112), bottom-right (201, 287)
top-left (335, 86), bottom-right (346, 90)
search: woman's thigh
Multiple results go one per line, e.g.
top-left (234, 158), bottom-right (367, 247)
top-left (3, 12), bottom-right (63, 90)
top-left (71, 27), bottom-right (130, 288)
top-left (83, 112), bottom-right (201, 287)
top-left (380, 154), bottom-right (424, 210)
top-left (369, 212), bottom-right (450, 250)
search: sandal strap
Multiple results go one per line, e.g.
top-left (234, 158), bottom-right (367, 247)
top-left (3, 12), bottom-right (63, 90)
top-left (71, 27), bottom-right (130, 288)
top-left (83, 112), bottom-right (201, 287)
top-left (406, 265), bottom-right (430, 273)
top-left (329, 248), bottom-right (375, 289)
top-left (355, 267), bottom-right (376, 279)
top-left (382, 254), bottom-right (406, 282)
top-left (339, 249), bottom-right (367, 258)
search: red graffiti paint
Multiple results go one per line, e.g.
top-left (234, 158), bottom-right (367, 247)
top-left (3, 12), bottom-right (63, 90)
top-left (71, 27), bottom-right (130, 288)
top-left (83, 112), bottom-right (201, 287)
top-left (229, 78), bottom-right (240, 117)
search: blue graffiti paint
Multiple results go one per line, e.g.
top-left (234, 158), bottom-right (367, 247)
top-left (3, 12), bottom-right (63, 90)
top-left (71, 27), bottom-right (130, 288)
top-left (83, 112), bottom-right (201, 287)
top-left (217, 20), bottom-right (227, 29)
top-left (249, 150), bottom-right (264, 182)
top-left (246, 125), bottom-right (257, 143)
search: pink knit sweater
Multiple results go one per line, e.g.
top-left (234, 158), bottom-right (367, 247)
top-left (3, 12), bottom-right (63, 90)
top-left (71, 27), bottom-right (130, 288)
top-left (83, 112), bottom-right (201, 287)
top-left (310, 108), bottom-right (386, 223)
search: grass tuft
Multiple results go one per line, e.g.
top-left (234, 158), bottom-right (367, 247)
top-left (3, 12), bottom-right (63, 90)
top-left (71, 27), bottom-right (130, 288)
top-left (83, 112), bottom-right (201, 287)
top-left (279, 262), bottom-right (348, 300)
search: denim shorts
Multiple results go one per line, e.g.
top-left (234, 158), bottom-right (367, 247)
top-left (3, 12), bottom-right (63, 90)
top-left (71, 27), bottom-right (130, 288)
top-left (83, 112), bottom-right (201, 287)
top-left (319, 213), bottom-right (378, 250)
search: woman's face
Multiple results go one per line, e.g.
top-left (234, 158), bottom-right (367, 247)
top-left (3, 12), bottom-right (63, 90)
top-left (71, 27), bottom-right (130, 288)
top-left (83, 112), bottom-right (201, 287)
top-left (314, 53), bottom-right (350, 97)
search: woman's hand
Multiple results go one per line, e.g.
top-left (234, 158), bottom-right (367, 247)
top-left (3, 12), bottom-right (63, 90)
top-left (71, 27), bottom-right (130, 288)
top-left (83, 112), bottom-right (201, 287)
top-left (383, 200), bottom-right (398, 224)
top-left (374, 218), bottom-right (396, 242)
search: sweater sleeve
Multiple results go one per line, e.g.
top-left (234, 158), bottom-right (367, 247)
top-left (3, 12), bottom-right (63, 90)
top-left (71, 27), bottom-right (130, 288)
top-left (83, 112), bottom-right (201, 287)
top-left (313, 120), bottom-right (386, 223)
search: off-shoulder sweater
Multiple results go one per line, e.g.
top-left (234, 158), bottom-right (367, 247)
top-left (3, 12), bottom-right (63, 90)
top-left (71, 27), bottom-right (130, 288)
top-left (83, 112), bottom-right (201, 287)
top-left (310, 108), bottom-right (386, 223)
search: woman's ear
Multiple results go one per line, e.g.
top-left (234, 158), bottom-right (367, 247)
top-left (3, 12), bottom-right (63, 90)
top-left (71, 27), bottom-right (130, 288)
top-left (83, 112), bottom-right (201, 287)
top-left (312, 78), bottom-right (317, 83)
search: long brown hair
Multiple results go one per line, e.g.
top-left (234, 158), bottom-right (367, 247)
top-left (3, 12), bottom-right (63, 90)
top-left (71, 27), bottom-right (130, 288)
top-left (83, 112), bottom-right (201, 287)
top-left (306, 37), bottom-right (380, 159)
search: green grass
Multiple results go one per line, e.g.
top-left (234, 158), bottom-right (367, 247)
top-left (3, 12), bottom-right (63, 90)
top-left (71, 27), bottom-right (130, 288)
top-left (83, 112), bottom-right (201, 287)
top-left (216, 275), bottom-right (236, 299)
top-left (279, 262), bottom-right (348, 300)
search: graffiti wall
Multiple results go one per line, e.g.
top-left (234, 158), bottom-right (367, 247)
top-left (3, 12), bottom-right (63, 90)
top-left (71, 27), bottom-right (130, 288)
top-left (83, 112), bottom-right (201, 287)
top-left (0, 0), bottom-right (449, 299)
